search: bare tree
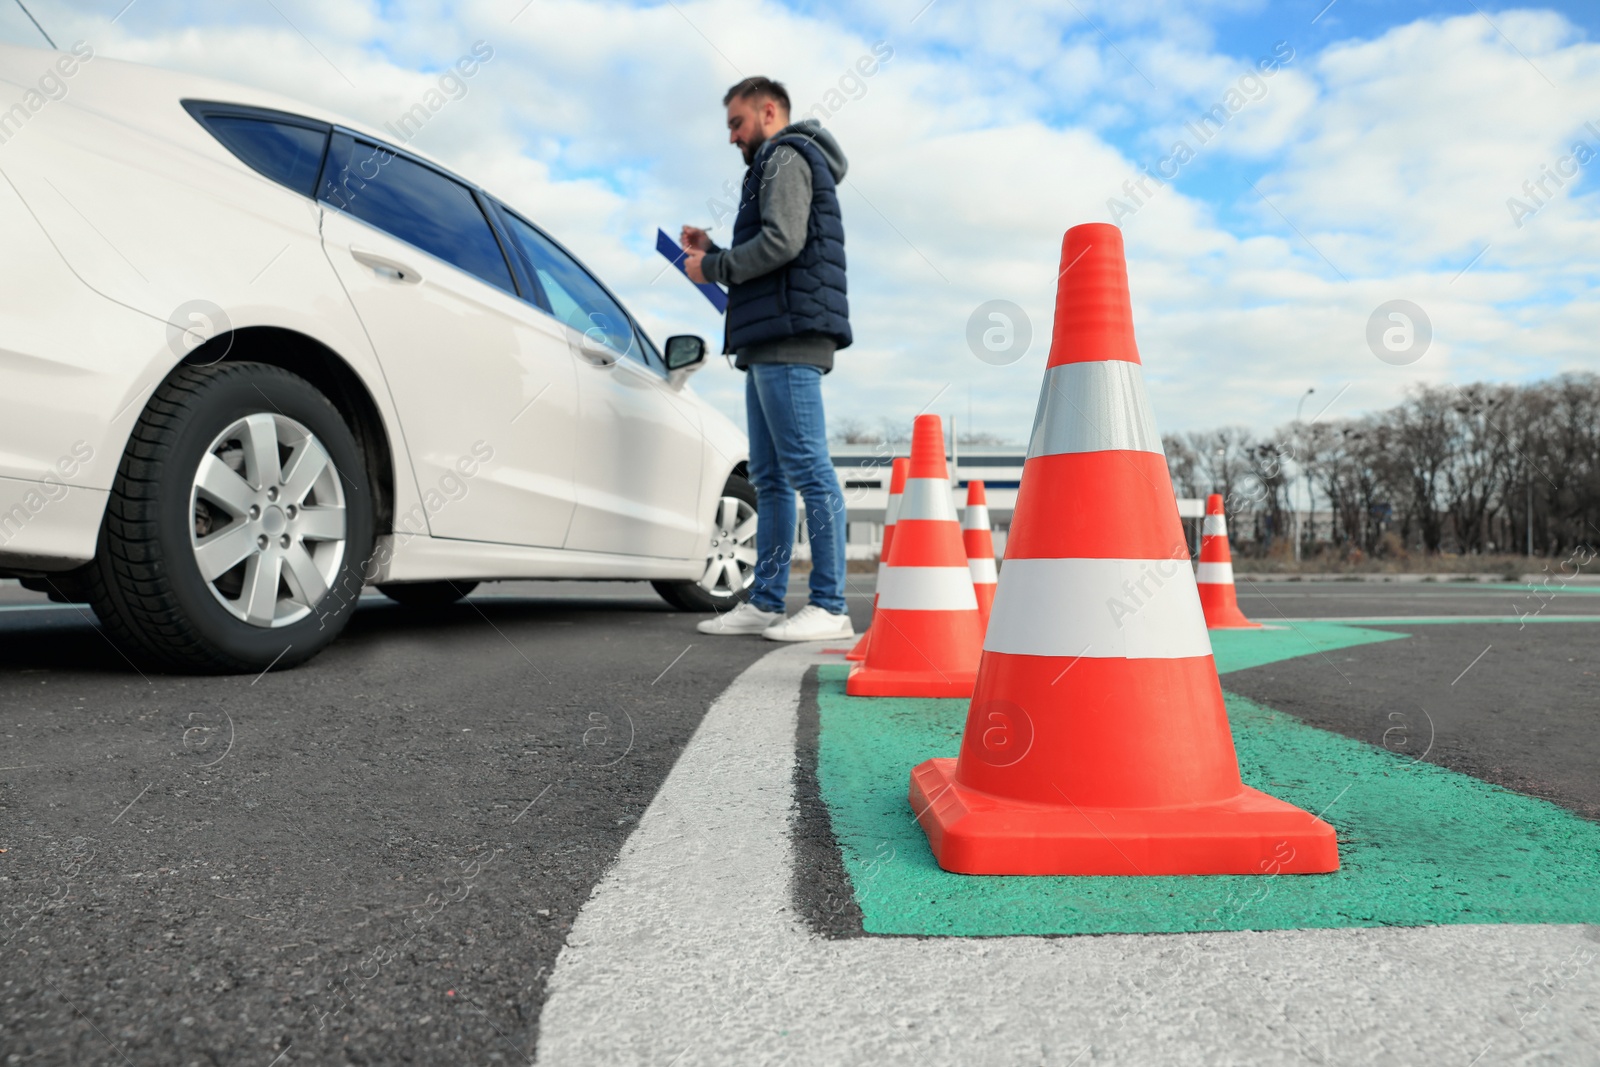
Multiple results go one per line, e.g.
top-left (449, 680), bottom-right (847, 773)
top-left (1388, 387), bottom-right (1452, 553)
top-left (1183, 373), bottom-right (1600, 561)
top-left (1163, 434), bottom-right (1204, 498)
top-left (829, 417), bottom-right (884, 445)
top-left (1443, 384), bottom-right (1515, 553)
top-left (1185, 427), bottom-right (1254, 506)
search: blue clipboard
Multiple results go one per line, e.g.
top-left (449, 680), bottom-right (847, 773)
top-left (656, 228), bottom-right (728, 313)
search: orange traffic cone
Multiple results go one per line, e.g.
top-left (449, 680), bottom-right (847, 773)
top-left (909, 222), bottom-right (1339, 875)
top-left (1197, 493), bottom-right (1260, 629)
top-left (847, 415), bottom-right (983, 698)
top-left (962, 480), bottom-right (997, 632)
top-left (846, 457), bottom-right (910, 662)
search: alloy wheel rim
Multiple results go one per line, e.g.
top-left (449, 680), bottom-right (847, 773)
top-left (188, 413), bottom-right (348, 628)
top-left (698, 495), bottom-right (757, 598)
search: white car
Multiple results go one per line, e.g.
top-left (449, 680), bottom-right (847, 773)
top-left (0, 43), bottom-right (756, 673)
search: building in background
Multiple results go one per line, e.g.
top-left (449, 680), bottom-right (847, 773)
top-left (801, 444), bottom-right (1209, 559)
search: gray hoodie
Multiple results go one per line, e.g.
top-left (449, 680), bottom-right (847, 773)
top-left (702, 119), bottom-right (849, 371)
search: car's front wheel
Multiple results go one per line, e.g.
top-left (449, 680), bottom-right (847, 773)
top-left (652, 473), bottom-right (758, 612)
top-left (85, 362), bottom-right (375, 674)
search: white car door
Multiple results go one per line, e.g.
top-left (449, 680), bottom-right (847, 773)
top-left (494, 210), bottom-right (706, 559)
top-left (317, 132), bottom-right (580, 548)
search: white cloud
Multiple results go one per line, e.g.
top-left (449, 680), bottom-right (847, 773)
top-left (3, 0), bottom-right (1599, 443)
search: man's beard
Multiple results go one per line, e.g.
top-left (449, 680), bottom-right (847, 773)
top-left (740, 130), bottom-right (766, 166)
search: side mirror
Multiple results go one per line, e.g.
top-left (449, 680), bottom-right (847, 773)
top-left (664, 334), bottom-right (708, 372)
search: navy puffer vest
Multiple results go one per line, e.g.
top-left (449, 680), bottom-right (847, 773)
top-left (723, 135), bottom-right (852, 353)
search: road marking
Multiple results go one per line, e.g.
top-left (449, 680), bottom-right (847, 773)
top-left (535, 644), bottom-right (1600, 1064)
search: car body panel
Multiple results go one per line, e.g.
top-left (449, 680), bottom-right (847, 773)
top-left (372, 533), bottom-right (703, 585)
top-left (0, 162), bottom-right (164, 497)
top-left (565, 353), bottom-right (707, 559)
top-left (320, 204), bottom-right (583, 549)
top-left (0, 475), bottom-right (107, 570)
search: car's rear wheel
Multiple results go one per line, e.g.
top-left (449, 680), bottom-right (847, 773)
top-left (377, 580), bottom-right (477, 607)
top-left (85, 362), bottom-right (375, 674)
top-left (652, 473), bottom-right (758, 613)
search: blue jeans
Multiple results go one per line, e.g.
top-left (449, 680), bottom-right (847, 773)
top-left (745, 364), bottom-right (847, 615)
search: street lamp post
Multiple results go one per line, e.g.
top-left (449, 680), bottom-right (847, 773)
top-left (1292, 388), bottom-right (1314, 563)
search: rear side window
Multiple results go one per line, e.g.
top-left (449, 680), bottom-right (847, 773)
top-left (319, 133), bottom-right (515, 295)
top-left (184, 102), bottom-right (329, 197)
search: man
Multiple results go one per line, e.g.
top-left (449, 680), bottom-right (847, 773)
top-left (682, 76), bottom-right (853, 642)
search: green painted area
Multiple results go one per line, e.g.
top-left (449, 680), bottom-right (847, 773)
top-left (1208, 619), bottom-right (1407, 673)
top-left (815, 623), bottom-right (1600, 936)
top-left (1275, 616), bottom-right (1600, 626)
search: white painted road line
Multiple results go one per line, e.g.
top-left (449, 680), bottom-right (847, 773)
top-left (536, 644), bottom-right (1600, 1066)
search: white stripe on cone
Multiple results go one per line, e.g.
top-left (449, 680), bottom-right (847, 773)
top-left (962, 505), bottom-right (991, 531)
top-left (875, 566), bottom-right (980, 611)
top-left (872, 491), bottom-right (904, 596)
top-left (897, 478), bottom-right (959, 522)
top-left (983, 557), bottom-right (1212, 659)
top-left (968, 557), bottom-right (998, 584)
top-left (1202, 514), bottom-right (1227, 537)
top-left (1196, 561), bottom-right (1234, 585)
top-left (1027, 361), bottom-right (1164, 459)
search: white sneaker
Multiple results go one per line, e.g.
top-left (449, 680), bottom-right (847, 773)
top-left (696, 601), bottom-right (783, 636)
top-left (762, 604), bottom-right (855, 643)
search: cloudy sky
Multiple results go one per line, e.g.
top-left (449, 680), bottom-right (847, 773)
top-left (4, 0), bottom-right (1598, 442)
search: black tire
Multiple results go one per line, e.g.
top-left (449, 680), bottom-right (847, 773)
top-left (85, 362), bottom-right (375, 674)
top-left (377, 580), bottom-right (477, 607)
top-left (652, 472), bottom-right (759, 613)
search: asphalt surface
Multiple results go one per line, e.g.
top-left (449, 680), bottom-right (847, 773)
top-left (0, 579), bottom-right (801, 1067)
top-left (1223, 620), bottom-right (1600, 821)
top-left (1232, 576), bottom-right (1600, 620)
top-left (2, 576), bottom-right (1595, 1063)
top-left (1228, 579), bottom-right (1600, 819)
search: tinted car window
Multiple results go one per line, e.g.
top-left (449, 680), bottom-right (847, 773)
top-left (499, 211), bottom-right (639, 363)
top-left (203, 116), bottom-right (328, 197)
top-left (633, 324), bottom-right (667, 373)
top-left (319, 134), bottom-right (515, 295)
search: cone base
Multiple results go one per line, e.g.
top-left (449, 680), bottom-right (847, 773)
top-left (910, 758), bottom-right (1339, 875)
top-left (847, 663), bottom-right (976, 698)
top-left (845, 631), bottom-right (869, 662)
top-left (1199, 585), bottom-right (1260, 629)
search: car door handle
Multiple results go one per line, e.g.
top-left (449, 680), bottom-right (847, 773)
top-left (350, 246), bottom-right (422, 284)
top-left (569, 330), bottom-right (620, 367)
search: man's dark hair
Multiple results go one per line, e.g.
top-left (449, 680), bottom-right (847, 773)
top-left (723, 76), bottom-right (790, 113)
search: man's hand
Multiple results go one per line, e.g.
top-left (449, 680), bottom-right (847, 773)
top-left (681, 225), bottom-right (712, 254)
top-left (683, 248), bottom-right (708, 284)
